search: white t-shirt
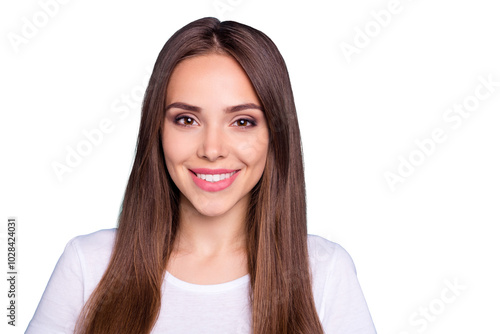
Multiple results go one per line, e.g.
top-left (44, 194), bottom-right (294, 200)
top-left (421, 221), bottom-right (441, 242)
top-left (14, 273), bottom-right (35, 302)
top-left (26, 229), bottom-right (376, 333)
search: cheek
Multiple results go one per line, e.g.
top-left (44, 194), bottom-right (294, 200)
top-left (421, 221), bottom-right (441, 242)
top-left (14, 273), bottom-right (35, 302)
top-left (235, 131), bottom-right (269, 171)
top-left (162, 130), bottom-right (196, 173)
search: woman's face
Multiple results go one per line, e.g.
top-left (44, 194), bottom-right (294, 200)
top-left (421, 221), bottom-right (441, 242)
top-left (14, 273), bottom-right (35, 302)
top-left (162, 54), bottom-right (269, 217)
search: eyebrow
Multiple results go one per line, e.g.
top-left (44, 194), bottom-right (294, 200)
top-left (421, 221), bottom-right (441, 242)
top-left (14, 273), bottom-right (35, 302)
top-left (165, 102), bottom-right (263, 113)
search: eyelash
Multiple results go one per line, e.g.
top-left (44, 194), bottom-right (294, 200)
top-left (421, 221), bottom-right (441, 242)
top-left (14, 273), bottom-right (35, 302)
top-left (174, 115), bottom-right (257, 128)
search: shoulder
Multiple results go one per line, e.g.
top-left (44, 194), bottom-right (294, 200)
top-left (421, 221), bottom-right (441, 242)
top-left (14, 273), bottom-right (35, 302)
top-left (64, 228), bottom-right (117, 287)
top-left (306, 234), bottom-right (362, 301)
top-left (25, 229), bottom-right (118, 333)
top-left (306, 235), bottom-right (377, 332)
top-left (306, 234), bottom-right (357, 276)
top-left (68, 228), bottom-right (117, 252)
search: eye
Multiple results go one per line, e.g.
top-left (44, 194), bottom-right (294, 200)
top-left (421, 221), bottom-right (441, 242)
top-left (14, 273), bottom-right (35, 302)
top-left (175, 115), bottom-right (198, 127)
top-left (232, 118), bottom-right (256, 128)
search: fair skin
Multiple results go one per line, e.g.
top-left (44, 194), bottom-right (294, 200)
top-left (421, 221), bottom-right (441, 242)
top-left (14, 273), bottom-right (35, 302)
top-left (161, 53), bottom-right (269, 284)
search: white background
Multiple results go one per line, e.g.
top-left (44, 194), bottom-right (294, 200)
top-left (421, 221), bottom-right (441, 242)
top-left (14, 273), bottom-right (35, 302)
top-left (1, 0), bottom-right (499, 333)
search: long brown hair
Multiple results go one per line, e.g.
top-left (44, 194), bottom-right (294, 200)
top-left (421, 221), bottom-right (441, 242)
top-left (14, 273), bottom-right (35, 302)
top-left (75, 17), bottom-right (324, 334)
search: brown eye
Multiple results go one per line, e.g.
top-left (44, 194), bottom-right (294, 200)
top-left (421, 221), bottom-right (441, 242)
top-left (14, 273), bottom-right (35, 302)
top-left (175, 116), bottom-right (198, 126)
top-left (233, 119), bottom-right (255, 127)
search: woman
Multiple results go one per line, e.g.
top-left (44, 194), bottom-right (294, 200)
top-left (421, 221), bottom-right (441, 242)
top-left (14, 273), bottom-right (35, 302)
top-left (27, 17), bottom-right (376, 333)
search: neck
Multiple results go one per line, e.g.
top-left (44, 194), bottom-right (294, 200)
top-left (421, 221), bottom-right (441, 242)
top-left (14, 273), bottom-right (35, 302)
top-left (173, 194), bottom-right (248, 258)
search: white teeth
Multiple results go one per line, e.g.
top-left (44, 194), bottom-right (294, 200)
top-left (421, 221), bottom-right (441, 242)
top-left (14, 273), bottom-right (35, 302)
top-left (195, 171), bottom-right (236, 183)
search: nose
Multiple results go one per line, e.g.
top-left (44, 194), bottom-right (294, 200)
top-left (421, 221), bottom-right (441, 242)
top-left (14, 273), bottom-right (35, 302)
top-left (197, 124), bottom-right (228, 161)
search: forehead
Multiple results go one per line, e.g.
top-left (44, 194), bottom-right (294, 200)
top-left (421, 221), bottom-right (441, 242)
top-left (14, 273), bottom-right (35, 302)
top-left (165, 54), bottom-right (260, 106)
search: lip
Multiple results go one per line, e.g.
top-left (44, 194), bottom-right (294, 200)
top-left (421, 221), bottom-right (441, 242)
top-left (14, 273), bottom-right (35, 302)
top-left (189, 168), bottom-right (240, 192)
top-left (190, 168), bottom-right (238, 174)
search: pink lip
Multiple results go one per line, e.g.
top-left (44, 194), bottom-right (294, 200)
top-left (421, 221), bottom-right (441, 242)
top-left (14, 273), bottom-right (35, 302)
top-left (189, 168), bottom-right (240, 192)
top-left (190, 168), bottom-right (238, 174)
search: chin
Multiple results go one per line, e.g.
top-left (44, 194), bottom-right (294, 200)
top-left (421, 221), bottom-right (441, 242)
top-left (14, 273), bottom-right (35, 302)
top-left (193, 202), bottom-right (232, 217)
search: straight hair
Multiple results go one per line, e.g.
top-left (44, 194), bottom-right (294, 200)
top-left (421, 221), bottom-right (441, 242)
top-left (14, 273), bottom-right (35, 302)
top-left (75, 17), bottom-right (324, 334)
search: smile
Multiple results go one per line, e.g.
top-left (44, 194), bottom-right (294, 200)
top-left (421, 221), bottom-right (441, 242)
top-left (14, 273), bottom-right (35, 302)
top-left (195, 171), bottom-right (237, 183)
top-left (189, 168), bottom-right (240, 192)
